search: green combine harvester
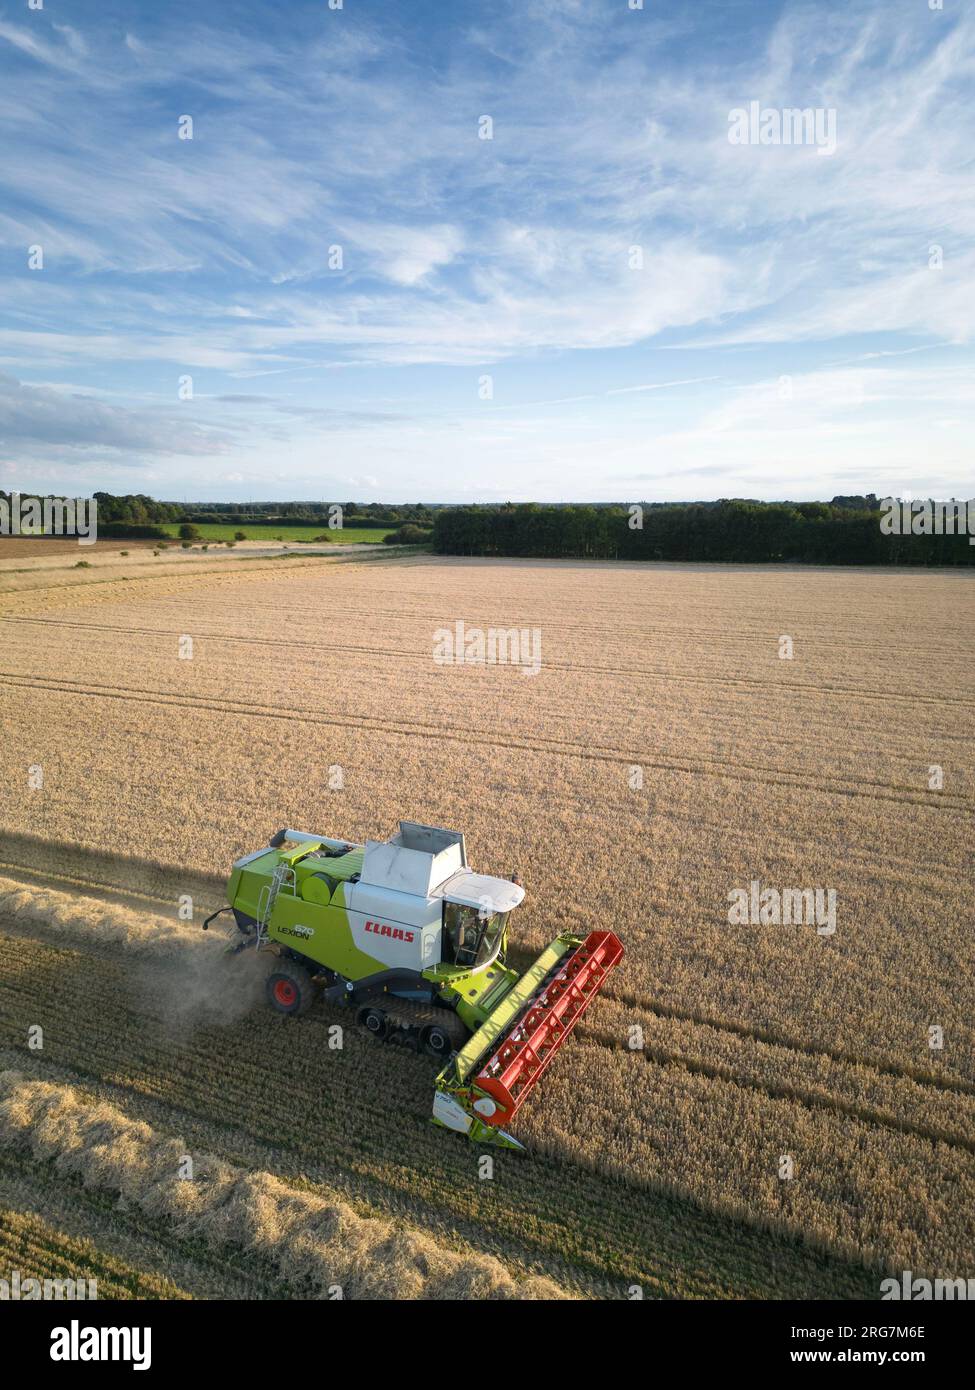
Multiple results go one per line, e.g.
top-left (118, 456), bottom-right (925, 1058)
top-left (205, 822), bottom-right (623, 1149)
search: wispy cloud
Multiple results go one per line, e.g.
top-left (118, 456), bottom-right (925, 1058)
top-left (0, 0), bottom-right (972, 496)
top-left (0, 373), bottom-right (229, 459)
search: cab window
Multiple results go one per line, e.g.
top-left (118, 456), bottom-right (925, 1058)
top-left (443, 903), bottom-right (507, 968)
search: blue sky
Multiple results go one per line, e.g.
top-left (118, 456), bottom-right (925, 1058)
top-left (0, 0), bottom-right (972, 502)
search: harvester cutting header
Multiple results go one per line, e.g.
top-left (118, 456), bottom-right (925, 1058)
top-left (206, 821), bottom-right (623, 1149)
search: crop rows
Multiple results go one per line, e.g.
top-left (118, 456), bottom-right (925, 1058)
top-left (3, 671), bottom-right (970, 1082)
top-left (0, 1202), bottom-right (187, 1300)
top-left (0, 553), bottom-right (971, 1292)
top-left (0, 917), bottom-right (879, 1298)
top-left (0, 1069), bottom-right (563, 1301)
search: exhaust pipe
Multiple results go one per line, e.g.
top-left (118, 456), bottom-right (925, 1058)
top-left (269, 828), bottom-right (351, 851)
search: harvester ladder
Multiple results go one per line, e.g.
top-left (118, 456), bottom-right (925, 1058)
top-left (255, 863), bottom-right (296, 944)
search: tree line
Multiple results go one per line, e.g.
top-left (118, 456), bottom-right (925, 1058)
top-left (431, 500), bottom-right (975, 566)
top-left (82, 495), bottom-right (435, 539)
top-left (174, 500), bottom-right (435, 528)
top-left (7, 491), bottom-right (972, 564)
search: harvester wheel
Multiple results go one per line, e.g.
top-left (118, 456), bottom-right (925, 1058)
top-left (266, 960), bottom-right (315, 1016)
top-left (358, 1006), bottom-right (388, 1040)
top-left (422, 1023), bottom-right (454, 1058)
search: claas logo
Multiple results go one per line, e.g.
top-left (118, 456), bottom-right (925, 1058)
top-left (364, 919), bottom-right (415, 944)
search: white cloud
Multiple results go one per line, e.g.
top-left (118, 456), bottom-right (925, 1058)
top-left (52, 25), bottom-right (87, 59)
top-left (0, 0), bottom-right (973, 495)
top-left (0, 374), bottom-right (229, 458)
top-left (342, 223), bottom-right (464, 287)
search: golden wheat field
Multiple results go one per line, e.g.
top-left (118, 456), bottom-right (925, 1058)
top-left (0, 549), bottom-right (972, 1299)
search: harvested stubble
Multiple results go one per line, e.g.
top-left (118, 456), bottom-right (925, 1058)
top-left (0, 1203), bottom-right (187, 1299)
top-left (0, 1072), bottom-right (565, 1300)
top-left (0, 877), bottom-right (200, 959)
top-left (0, 1104), bottom-right (293, 1300)
top-left (0, 923), bottom-right (878, 1299)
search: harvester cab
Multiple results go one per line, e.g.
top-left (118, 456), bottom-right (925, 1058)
top-left (206, 820), bottom-right (623, 1149)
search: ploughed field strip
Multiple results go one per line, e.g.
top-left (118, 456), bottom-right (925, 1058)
top-left (0, 555), bottom-right (972, 1293)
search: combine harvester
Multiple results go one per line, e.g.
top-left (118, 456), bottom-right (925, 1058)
top-left (205, 822), bottom-right (623, 1149)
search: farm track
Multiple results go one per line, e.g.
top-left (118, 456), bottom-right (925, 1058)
top-left (1, 671), bottom-right (971, 814)
top-left (0, 549), bottom-right (424, 604)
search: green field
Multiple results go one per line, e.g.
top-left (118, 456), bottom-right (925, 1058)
top-left (160, 523), bottom-right (394, 544)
